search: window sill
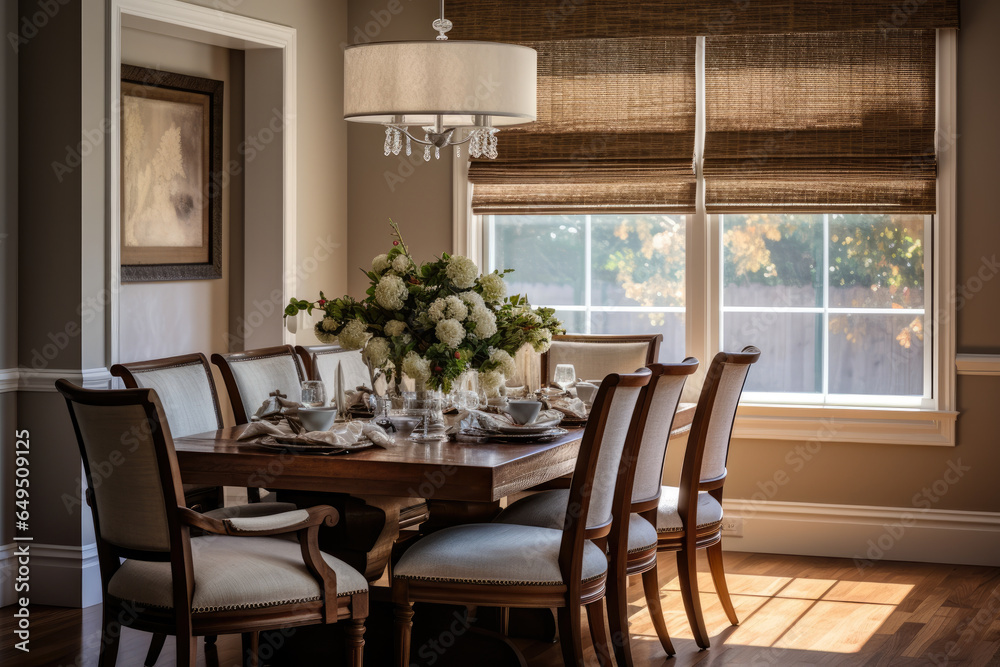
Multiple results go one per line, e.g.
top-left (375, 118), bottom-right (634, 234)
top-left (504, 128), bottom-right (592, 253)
top-left (732, 404), bottom-right (958, 447)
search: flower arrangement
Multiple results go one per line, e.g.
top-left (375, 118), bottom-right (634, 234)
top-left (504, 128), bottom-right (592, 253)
top-left (283, 220), bottom-right (563, 394)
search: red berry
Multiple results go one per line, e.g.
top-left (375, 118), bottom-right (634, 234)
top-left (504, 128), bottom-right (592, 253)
top-left (434, 366), bottom-right (443, 372)
top-left (318, 299), bottom-right (326, 306)
top-left (454, 351), bottom-right (461, 359)
top-left (393, 240), bottom-right (399, 246)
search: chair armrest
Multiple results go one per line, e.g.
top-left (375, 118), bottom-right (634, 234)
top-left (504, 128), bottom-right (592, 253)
top-left (178, 505), bottom-right (339, 537)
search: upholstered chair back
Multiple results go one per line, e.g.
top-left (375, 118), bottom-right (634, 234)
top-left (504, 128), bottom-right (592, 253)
top-left (689, 347), bottom-right (761, 484)
top-left (630, 359), bottom-right (699, 503)
top-left (542, 334), bottom-right (661, 386)
top-left (213, 346), bottom-right (305, 424)
top-left (111, 354), bottom-right (222, 438)
top-left (57, 381), bottom-right (179, 553)
top-left (574, 369), bottom-right (650, 532)
top-left (296, 345), bottom-right (373, 397)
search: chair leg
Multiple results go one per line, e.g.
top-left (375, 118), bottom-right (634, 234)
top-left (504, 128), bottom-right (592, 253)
top-left (585, 599), bottom-right (613, 667)
top-left (676, 548), bottom-right (711, 649)
top-left (606, 566), bottom-right (635, 667)
top-left (204, 634), bottom-right (218, 645)
top-left (708, 541), bottom-right (739, 625)
top-left (641, 566), bottom-right (676, 656)
top-left (395, 602), bottom-right (414, 667)
top-left (241, 631), bottom-right (259, 667)
top-left (144, 633), bottom-right (166, 667)
top-left (98, 605), bottom-right (121, 667)
top-left (346, 618), bottom-right (366, 667)
top-left (557, 605), bottom-right (584, 667)
top-left (176, 632), bottom-right (198, 667)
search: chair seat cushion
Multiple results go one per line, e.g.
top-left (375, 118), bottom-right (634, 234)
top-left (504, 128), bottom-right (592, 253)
top-left (494, 489), bottom-right (569, 530)
top-left (393, 523), bottom-right (607, 586)
top-left (656, 486), bottom-right (724, 533)
top-left (202, 501), bottom-right (298, 521)
top-left (108, 535), bottom-right (367, 614)
top-left (628, 514), bottom-right (658, 554)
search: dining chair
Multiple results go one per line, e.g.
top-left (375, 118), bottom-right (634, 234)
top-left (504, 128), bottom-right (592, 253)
top-left (212, 345), bottom-right (306, 424)
top-left (541, 334), bottom-right (662, 387)
top-left (56, 379), bottom-right (369, 667)
top-left (392, 368), bottom-right (652, 667)
top-left (295, 343), bottom-right (374, 395)
top-left (606, 359), bottom-right (699, 665)
top-left (494, 359), bottom-right (699, 664)
top-left (647, 346), bottom-right (760, 650)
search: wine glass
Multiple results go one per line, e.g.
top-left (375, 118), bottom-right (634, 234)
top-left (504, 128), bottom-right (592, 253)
top-left (300, 381), bottom-right (327, 408)
top-left (553, 364), bottom-right (577, 393)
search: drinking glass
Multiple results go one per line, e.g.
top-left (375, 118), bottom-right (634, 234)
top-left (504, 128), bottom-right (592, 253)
top-left (553, 364), bottom-right (577, 393)
top-left (300, 381), bottom-right (327, 408)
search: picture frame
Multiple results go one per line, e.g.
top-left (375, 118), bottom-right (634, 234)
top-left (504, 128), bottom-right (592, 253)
top-left (120, 64), bottom-right (223, 282)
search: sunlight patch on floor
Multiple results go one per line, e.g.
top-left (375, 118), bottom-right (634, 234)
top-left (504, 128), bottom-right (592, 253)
top-left (639, 573), bottom-right (914, 654)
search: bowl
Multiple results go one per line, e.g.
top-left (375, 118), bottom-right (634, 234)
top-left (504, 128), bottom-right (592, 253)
top-left (506, 400), bottom-right (542, 425)
top-left (297, 407), bottom-right (338, 432)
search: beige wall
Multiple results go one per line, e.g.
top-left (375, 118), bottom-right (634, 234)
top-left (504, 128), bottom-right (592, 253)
top-left (344, 0), bottom-right (1000, 514)
top-left (117, 29), bottom-right (238, 371)
top-left (345, 0), bottom-right (453, 301)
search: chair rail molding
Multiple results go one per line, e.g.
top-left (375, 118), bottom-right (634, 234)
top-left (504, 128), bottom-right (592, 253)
top-left (955, 353), bottom-right (1000, 376)
top-left (0, 368), bottom-right (17, 393)
top-left (722, 499), bottom-right (1000, 568)
top-left (14, 367), bottom-right (114, 392)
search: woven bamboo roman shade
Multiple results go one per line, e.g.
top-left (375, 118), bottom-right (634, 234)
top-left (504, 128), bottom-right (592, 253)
top-left (449, 0), bottom-right (957, 216)
top-left (704, 30), bottom-right (938, 212)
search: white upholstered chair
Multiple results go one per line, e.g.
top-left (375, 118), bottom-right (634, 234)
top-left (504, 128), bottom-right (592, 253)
top-left (212, 345), bottom-right (306, 424)
top-left (295, 344), bottom-right (375, 398)
top-left (56, 379), bottom-right (368, 667)
top-left (541, 334), bottom-right (662, 386)
top-left (392, 369), bottom-right (652, 667)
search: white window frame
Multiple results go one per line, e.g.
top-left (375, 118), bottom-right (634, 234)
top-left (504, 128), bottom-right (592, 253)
top-left (454, 30), bottom-right (958, 446)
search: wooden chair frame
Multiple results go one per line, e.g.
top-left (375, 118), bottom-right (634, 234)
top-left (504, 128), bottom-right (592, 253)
top-left (392, 369), bottom-right (653, 667)
top-left (56, 380), bottom-right (367, 667)
top-left (212, 345), bottom-right (306, 424)
top-left (540, 334), bottom-right (662, 387)
top-left (644, 346), bottom-right (760, 650)
top-left (606, 359), bottom-right (699, 665)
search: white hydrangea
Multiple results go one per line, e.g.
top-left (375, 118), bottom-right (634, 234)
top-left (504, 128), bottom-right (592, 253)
top-left (337, 318), bottom-right (370, 350)
top-left (445, 255), bottom-right (478, 289)
top-left (478, 369), bottom-right (505, 398)
top-left (444, 295), bottom-right (468, 321)
top-left (427, 298), bottom-right (447, 323)
top-left (458, 291), bottom-right (485, 310)
top-left (435, 318), bottom-right (465, 349)
top-left (391, 254), bottom-right (411, 273)
top-left (489, 347), bottom-right (517, 377)
top-left (479, 273), bottom-right (507, 303)
top-left (314, 323), bottom-right (338, 345)
top-left (470, 305), bottom-right (497, 338)
top-left (372, 253), bottom-right (391, 273)
top-left (384, 320), bottom-right (407, 337)
top-left (374, 273), bottom-right (407, 310)
top-left (401, 351), bottom-right (431, 383)
top-left (532, 327), bottom-right (553, 353)
top-left (363, 336), bottom-right (390, 368)
top-left (321, 316), bottom-right (339, 332)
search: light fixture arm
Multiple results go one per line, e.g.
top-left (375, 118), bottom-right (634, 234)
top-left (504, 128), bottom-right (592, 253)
top-left (432, 0), bottom-right (452, 41)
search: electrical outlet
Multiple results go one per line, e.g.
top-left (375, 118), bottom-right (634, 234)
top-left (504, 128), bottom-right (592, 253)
top-left (721, 516), bottom-right (743, 537)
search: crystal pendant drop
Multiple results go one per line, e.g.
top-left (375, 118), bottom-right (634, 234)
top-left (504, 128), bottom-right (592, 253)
top-left (405, 135), bottom-right (412, 156)
top-left (423, 144), bottom-right (431, 162)
top-left (384, 127), bottom-right (392, 156)
top-left (392, 129), bottom-right (402, 155)
top-left (434, 146), bottom-right (440, 160)
top-left (487, 131), bottom-right (498, 159)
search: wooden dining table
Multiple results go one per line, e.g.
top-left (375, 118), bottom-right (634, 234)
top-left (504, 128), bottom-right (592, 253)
top-left (173, 403), bottom-right (696, 584)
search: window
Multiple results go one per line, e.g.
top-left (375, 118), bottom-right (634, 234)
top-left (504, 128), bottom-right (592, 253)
top-left (487, 214), bottom-right (687, 361)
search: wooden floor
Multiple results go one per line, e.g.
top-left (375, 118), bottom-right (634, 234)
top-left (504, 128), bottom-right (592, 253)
top-left (3, 551), bottom-right (998, 666)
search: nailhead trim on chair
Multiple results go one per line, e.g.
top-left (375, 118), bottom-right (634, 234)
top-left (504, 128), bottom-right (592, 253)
top-left (393, 573), bottom-right (607, 587)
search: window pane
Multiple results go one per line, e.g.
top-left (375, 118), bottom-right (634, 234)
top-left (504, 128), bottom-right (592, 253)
top-left (493, 215), bottom-right (585, 305)
top-left (723, 213), bottom-right (823, 308)
top-left (724, 312), bottom-right (821, 393)
top-left (828, 214), bottom-right (925, 309)
top-left (552, 309), bottom-right (586, 336)
top-left (591, 215), bottom-right (686, 308)
top-left (828, 314), bottom-right (924, 396)
top-left (589, 311), bottom-right (686, 363)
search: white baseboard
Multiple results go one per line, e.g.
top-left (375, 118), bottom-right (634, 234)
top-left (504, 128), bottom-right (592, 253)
top-left (0, 541), bottom-right (102, 608)
top-left (722, 499), bottom-right (1000, 568)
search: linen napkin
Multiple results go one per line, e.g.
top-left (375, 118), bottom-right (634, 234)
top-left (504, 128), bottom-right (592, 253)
top-left (544, 396), bottom-right (588, 419)
top-left (447, 408), bottom-right (564, 435)
top-left (237, 420), bottom-right (392, 448)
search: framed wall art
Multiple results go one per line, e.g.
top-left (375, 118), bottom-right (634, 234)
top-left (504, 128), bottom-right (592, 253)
top-left (120, 64), bottom-right (223, 281)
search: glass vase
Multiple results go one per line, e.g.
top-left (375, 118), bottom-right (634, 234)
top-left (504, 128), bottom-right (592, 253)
top-left (406, 385), bottom-right (448, 442)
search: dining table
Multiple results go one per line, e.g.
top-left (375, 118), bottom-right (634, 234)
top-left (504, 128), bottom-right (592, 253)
top-left (172, 403), bottom-right (696, 585)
